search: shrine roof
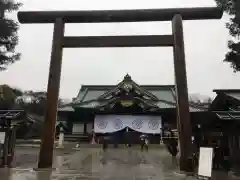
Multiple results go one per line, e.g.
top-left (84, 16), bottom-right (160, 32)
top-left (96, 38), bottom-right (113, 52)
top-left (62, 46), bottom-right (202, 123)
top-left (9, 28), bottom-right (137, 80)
top-left (213, 89), bottom-right (240, 101)
top-left (214, 111), bottom-right (240, 120)
top-left (57, 105), bottom-right (74, 112)
top-left (210, 89), bottom-right (240, 111)
top-left (69, 100), bottom-right (205, 112)
top-left (0, 110), bottom-right (31, 126)
top-left (58, 74), bottom-right (207, 112)
top-left (0, 110), bottom-right (24, 119)
top-left (75, 86), bottom-right (176, 102)
top-left (73, 74), bottom-right (176, 104)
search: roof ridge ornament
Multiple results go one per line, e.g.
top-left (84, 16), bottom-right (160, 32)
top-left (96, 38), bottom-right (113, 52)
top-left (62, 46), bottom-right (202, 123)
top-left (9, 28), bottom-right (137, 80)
top-left (124, 74), bottom-right (131, 81)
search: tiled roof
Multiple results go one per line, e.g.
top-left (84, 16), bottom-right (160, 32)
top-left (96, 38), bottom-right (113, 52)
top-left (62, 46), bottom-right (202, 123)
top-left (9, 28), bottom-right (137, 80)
top-left (58, 75), bottom-right (206, 112)
top-left (155, 101), bottom-right (175, 109)
top-left (0, 110), bottom-right (27, 126)
top-left (189, 106), bottom-right (206, 112)
top-left (149, 89), bottom-right (175, 102)
top-left (225, 92), bottom-right (240, 101)
top-left (0, 110), bottom-right (25, 119)
top-left (214, 111), bottom-right (240, 120)
top-left (213, 89), bottom-right (240, 101)
top-left (58, 106), bottom-right (74, 112)
top-left (0, 112), bottom-right (21, 119)
top-left (82, 90), bottom-right (106, 102)
top-left (71, 99), bottom-right (206, 112)
top-left (74, 86), bottom-right (175, 104)
top-left (72, 74), bottom-right (175, 104)
top-left (77, 101), bottom-right (100, 108)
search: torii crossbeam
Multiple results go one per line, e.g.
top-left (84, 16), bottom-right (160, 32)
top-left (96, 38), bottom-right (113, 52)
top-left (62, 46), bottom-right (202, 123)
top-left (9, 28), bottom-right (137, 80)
top-left (17, 6), bottom-right (223, 172)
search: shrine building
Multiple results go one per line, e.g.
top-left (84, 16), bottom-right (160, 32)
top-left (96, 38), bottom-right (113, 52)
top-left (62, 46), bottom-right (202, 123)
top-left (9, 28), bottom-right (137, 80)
top-left (57, 74), bottom-right (207, 144)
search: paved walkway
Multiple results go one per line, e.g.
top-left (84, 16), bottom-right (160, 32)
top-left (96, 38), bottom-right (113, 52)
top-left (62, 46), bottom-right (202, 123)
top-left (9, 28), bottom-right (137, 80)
top-left (0, 147), bottom-right (237, 180)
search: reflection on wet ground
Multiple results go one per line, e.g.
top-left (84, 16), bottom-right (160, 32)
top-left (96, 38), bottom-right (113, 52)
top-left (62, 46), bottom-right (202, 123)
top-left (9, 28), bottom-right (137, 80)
top-left (0, 147), bottom-right (233, 180)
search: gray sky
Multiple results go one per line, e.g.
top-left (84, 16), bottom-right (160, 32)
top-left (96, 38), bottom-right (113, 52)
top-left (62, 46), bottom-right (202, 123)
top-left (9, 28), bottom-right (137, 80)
top-left (0, 0), bottom-right (240, 99)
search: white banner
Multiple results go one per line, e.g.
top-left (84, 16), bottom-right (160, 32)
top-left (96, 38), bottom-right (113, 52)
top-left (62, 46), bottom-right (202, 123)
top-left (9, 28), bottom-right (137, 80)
top-left (198, 147), bottom-right (213, 177)
top-left (94, 115), bottom-right (162, 134)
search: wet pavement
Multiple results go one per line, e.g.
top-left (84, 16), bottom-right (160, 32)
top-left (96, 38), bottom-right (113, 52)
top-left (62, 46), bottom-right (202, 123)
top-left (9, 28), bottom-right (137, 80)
top-left (0, 147), bottom-right (235, 180)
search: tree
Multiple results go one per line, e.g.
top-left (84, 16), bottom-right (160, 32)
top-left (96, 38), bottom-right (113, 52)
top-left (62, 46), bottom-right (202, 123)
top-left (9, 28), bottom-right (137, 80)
top-left (11, 87), bottom-right (23, 96)
top-left (16, 91), bottom-right (65, 138)
top-left (16, 91), bottom-right (64, 115)
top-left (0, 84), bottom-right (22, 109)
top-left (0, 0), bottom-right (22, 71)
top-left (215, 0), bottom-right (240, 72)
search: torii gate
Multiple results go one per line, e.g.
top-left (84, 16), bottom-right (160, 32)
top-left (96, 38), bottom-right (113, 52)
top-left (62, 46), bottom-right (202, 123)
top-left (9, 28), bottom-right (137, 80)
top-left (18, 6), bottom-right (223, 171)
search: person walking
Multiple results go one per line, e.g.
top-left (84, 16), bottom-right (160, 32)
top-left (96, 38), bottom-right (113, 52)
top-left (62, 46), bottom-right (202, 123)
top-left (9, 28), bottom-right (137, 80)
top-left (140, 134), bottom-right (149, 152)
top-left (102, 135), bottom-right (109, 152)
top-left (140, 134), bottom-right (145, 152)
top-left (144, 135), bottom-right (149, 152)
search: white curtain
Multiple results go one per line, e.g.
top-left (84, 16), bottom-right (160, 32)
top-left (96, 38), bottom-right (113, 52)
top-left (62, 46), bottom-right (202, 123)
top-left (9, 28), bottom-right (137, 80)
top-left (94, 115), bottom-right (162, 134)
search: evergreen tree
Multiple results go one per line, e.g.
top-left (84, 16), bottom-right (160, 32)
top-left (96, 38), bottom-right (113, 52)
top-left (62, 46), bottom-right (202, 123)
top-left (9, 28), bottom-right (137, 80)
top-left (0, 84), bottom-right (19, 109)
top-left (0, 0), bottom-right (22, 70)
top-left (215, 0), bottom-right (240, 72)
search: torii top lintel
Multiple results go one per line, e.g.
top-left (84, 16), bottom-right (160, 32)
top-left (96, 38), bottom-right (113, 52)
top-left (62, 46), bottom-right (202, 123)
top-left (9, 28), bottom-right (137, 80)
top-left (18, 6), bottom-right (223, 24)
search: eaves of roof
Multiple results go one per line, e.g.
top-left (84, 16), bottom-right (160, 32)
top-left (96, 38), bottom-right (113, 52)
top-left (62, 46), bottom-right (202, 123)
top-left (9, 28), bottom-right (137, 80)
top-left (72, 99), bottom-right (207, 112)
top-left (214, 111), bottom-right (240, 120)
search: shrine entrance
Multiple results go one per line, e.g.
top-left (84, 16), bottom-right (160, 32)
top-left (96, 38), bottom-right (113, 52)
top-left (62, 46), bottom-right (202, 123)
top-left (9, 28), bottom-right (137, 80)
top-left (17, 6), bottom-right (223, 171)
top-left (94, 115), bottom-right (162, 145)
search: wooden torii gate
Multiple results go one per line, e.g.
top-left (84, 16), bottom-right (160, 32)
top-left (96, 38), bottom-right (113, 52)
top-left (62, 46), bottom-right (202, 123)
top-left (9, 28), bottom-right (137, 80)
top-left (18, 6), bottom-right (223, 171)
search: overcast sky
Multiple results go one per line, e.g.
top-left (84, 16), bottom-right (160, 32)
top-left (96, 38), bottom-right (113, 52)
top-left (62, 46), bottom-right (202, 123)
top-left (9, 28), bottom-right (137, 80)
top-left (0, 0), bottom-right (240, 100)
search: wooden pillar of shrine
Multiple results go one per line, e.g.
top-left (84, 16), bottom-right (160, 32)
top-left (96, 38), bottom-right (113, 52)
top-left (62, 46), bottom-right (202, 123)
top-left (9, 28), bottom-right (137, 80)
top-left (172, 14), bottom-right (192, 172)
top-left (38, 18), bottom-right (65, 168)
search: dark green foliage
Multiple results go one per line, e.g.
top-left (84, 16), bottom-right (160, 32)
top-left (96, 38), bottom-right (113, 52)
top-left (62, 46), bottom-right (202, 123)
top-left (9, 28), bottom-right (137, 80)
top-left (0, 84), bottom-right (19, 109)
top-left (215, 0), bottom-right (240, 72)
top-left (0, 0), bottom-right (22, 70)
top-left (16, 91), bottom-right (64, 115)
top-left (11, 87), bottom-right (23, 96)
